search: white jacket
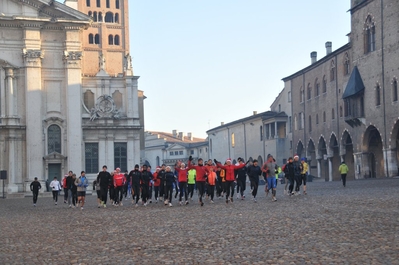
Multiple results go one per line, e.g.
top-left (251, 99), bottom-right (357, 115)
top-left (50, 180), bottom-right (61, 191)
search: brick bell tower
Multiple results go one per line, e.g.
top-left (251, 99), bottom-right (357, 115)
top-left (66, 0), bottom-right (131, 76)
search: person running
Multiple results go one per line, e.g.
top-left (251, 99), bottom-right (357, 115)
top-left (129, 164), bottom-right (142, 206)
top-left (62, 174), bottom-right (68, 203)
top-left (75, 171), bottom-right (89, 210)
top-left (113, 168), bottom-right (125, 206)
top-left (235, 157), bottom-right (247, 200)
top-left (187, 166), bottom-right (196, 201)
top-left (147, 165), bottom-right (153, 203)
top-left (49, 177), bottom-right (61, 205)
top-left (293, 155), bottom-right (302, 195)
top-left (65, 171), bottom-right (74, 206)
top-left (207, 167), bottom-right (217, 203)
top-left (71, 174), bottom-right (78, 208)
top-left (188, 156), bottom-right (209, 206)
top-left (95, 174), bottom-right (102, 208)
top-left (30, 177), bottom-right (41, 206)
top-left (283, 158), bottom-right (290, 195)
top-left (175, 161), bottom-right (189, 205)
top-left (300, 157), bottom-right (309, 195)
top-left (153, 167), bottom-right (161, 203)
top-left (124, 170), bottom-right (130, 200)
top-left (247, 160), bottom-right (262, 202)
top-left (215, 158), bottom-right (247, 204)
top-left (164, 166), bottom-right (175, 207)
top-left (264, 155), bottom-right (278, 202)
top-left (141, 165), bottom-right (152, 206)
top-left (339, 161), bottom-right (349, 187)
top-left (158, 164), bottom-right (166, 201)
top-left (98, 165), bottom-right (111, 208)
top-left (284, 157), bottom-right (296, 196)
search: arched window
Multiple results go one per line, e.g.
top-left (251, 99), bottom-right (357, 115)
top-left (94, 34), bottom-right (100, 44)
top-left (376, 84), bottom-right (381, 106)
top-left (308, 115), bottom-right (312, 132)
top-left (314, 79), bottom-right (319, 97)
top-left (300, 87), bottom-right (304, 103)
top-left (392, 78), bottom-right (398, 102)
top-left (332, 108), bottom-right (335, 120)
top-left (323, 111), bottom-right (326, 123)
top-left (116, 0), bottom-right (120, 9)
top-left (48, 125), bottom-right (61, 154)
top-left (84, 90), bottom-right (95, 110)
top-left (112, 90), bottom-right (123, 109)
top-left (307, 83), bottom-right (311, 100)
top-left (108, 35), bottom-right (114, 45)
top-left (260, 126), bottom-right (263, 141)
top-left (114, 35), bottom-right (120, 45)
top-left (322, 75), bottom-right (327, 93)
top-left (344, 53), bottom-right (350, 75)
top-left (98, 12), bottom-right (103, 22)
top-left (96, 0), bottom-right (100, 7)
top-left (88, 11), bottom-right (92, 17)
top-left (330, 60), bottom-right (335, 81)
top-left (86, 0), bottom-right (90, 7)
top-left (340, 106), bottom-right (343, 117)
top-left (115, 13), bottom-right (119, 23)
top-left (88, 33), bottom-right (94, 44)
top-left (105, 12), bottom-right (114, 23)
top-left (364, 15), bottom-right (376, 53)
top-left (294, 114), bottom-right (298, 131)
top-left (93, 11), bottom-right (97, 22)
top-left (106, 0), bottom-right (110, 8)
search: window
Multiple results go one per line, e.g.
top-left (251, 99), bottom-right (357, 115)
top-left (300, 87), bottom-right (304, 103)
top-left (344, 53), bottom-right (350, 76)
top-left (190, 150), bottom-right (194, 155)
top-left (169, 151), bottom-right (173, 156)
top-left (376, 84), bottom-right (381, 106)
top-left (340, 106), bottom-right (343, 117)
top-left (290, 140), bottom-right (292, 150)
top-left (105, 12), bottom-right (114, 23)
top-left (288, 116), bottom-right (292, 132)
top-left (322, 76), bottom-right (327, 93)
top-left (323, 111), bottom-right (326, 123)
top-left (332, 108), bottom-right (335, 120)
top-left (307, 83), bottom-right (311, 100)
top-left (88, 33), bottom-right (94, 44)
top-left (278, 104), bottom-right (281, 112)
top-left (393, 78), bottom-right (398, 102)
top-left (308, 115), bottom-right (312, 132)
top-left (316, 114), bottom-right (319, 125)
top-left (108, 35), bottom-right (114, 45)
top-left (86, 0), bottom-right (90, 7)
top-left (288, 91), bottom-right (291, 102)
top-left (231, 133), bottom-right (235, 148)
top-left (85, 143), bottom-right (98, 173)
top-left (315, 79), bottom-right (319, 97)
top-left (179, 151), bottom-right (183, 155)
top-left (48, 125), bottom-right (61, 154)
top-left (360, 97), bottom-right (365, 116)
top-left (294, 115), bottom-right (298, 131)
top-left (114, 35), bottom-right (120, 45)
top-left (116, 0), bottom-right (120, 9)
top-left (88, 11), bottom-right (92, 17)
top-left (112, 90), bottom-right (122, 109)
top-left (114, 143), bottom-right (127, 172)
top-left (260, 126), bottom-right (263, 141)
top-left (106, 0), bottom-right (110, 8)
top-left (330, 60), bottom-right (335, 81)
top-left (84, 90), bottom-right (95, 110)
top-left (364, 15), bottom-right (376, 53)
top-left (93, 11), bottom-right (97, 22)
top-left (299, 113), bottom-right (304, 130)
top-left (94, 34), bottom-right (100, 44)
top-left (174, 151), bottom-right (178, 155)
top-left (200, 149), bottom-right (202, 154)
top-left (115, 13), bottom-right (119, 23)
top-left (265, 124), bottom-right (270, 139)
top-left (96, 0), bottom-right (100, 7)
top-left (98, 12), bottom-right (103, 22)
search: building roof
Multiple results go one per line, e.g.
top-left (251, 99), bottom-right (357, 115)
top-left (342, 66), bottom-right (365, 99)
top-left (146, 131), bottom-right (206, 144)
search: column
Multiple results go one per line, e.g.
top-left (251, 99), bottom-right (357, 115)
top-left (328, 157), bottom-right (333, 182)
top-left (317, 159), bottom-right (321, 179)
top-left (384, 148), bottom-right (396, 177)
top-left (274, 122), bottom-right (278, 139)
top-left (5, 68), bottom-right (14, 117)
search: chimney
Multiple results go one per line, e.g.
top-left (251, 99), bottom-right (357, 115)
top-left (253, 111), bottom-right (257, 115)
top-left (325, 41), bottom-right (332, 55)
top-left (187, 132), bottom-right (193, 141)
top-left (178, 132), bottom-right (184, 140)
top-left (221, 122), bottom-right (224, 125)
top-left (172, 130), bottom-right (177, 137)
top-left (310, 52), bottom-right (317, 64)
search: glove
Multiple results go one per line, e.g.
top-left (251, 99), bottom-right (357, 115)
top-left (214, 159), bottom-right (218, 164)
top-left (189, 156), bottom-right (193, 161)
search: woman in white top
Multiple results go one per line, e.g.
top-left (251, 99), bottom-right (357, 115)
top-left (49, 177), bottom-right (61, 205)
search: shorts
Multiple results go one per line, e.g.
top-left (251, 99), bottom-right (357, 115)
top-left (77, 191), bottom-right (86, 197)
top-left (267, 177), bottom-right (276, 189)
top-left (301, 174), bottom-right (307, 185)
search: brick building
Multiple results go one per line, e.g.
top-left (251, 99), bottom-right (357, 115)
top-left (283, 0), bottom-right (399, 181)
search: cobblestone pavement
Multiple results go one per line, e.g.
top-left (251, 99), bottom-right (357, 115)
top-left (0, 178), bottom-right (398, 265)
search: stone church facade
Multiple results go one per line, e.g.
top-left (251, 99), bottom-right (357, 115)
top-left (284, 0), bottom-right (399, 181)
top-left (0, 0), bottom-right (142, 194)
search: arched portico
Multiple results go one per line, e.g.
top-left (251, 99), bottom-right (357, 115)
top-left (307, 139), bottom-right (316, 176)
top-left (340, 130), bottom-right (355, 180)
top-left (362, 125), bottom-right (384, 178)
top-left (329, 133), bottom-right (340, 181)
top-left (317, 137), bottom-right (328, 181)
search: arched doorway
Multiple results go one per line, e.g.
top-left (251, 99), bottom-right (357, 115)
top-left (363, 125), bottom-right (384, 178)
top-left (307, 139), bottom-right (316, 176)
top-left (257, 155), bottom-right (263, 166)
top-left (341, 130), bottom-right (355, 180)
top-left (318, 137), bottom-right (328, 181)
top-left (329, 133), bottom-right (340, 181)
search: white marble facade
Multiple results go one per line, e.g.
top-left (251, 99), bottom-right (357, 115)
top-left (0, 0), bottom-right (141, 193)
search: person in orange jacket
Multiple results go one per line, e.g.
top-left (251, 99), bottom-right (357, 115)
top-left (207, 166), bottom-right (217, 203)
top-left (215, 158), bottom-right (248, 204)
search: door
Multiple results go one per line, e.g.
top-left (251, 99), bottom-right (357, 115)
top-left (48, 164), bottom-right (61, 183)
top-left (368, 153), bottom-right (376, 178)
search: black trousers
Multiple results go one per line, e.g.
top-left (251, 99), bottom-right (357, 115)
top-left (154, 186), bottom-right (160, 200)
top-left (71, 190), bottom-right (77, 206)
top-left (208, 185), bottom-right (215, 200)
top-left (341, 174), bottom-right (347, 187)
top-left (288, 175), bottom-right (295, 193)
top-left (114, 186), bottom-right (123, 204)
top-left (109, 187), bottom-right (115, 202)
top-left (179, 182), bottom-right (188, 201)
top-left (237, 178), bottom-right (246, 196)
top-left (100, 186), bottom-right (108, 204)
top-left (141, 185), bottom-right (149, 203)
top-left (52, 191), bottom-right (58, 202)
top-left (132, 184), bottom-right (140, 204)
top-left (225, 181), bottom-right (235, 199)
top-left (159, 180), bottom-right (165, 198)
top-left (165, 184), bottom-right (173, 203)
top-left (251, 180), bottom-right (259, 198)
top-left (294, 175), bottom-right (301, 192)
top-left (32, 190), bottom-right (39, 204)
top-left (63, 188), bottom-right (68, 202)
top-left (196, 181), bottom-right (205, 202)
top-left (188, 184), bottom-right (195, 198)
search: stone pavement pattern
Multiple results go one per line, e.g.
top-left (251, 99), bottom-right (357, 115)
top-left (0, 179), bottom-right (398, 265)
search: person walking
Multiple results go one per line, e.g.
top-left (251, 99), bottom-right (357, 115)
top-left (49, 177), bottom-right (61, 205)
top-left (98, 165), bottom-right (111, 208)
top-left (30, 177), bottom-right (41, 206)
top-left (158, 164), bottom-right (166, 201)
top-left (75, 171), bottom-right (89, 210)
top-left (339, 161), bottom-right (349, 187)
top-left (293, 155), bottom-right (303, 195)
top-left (141, 165), bottom-right (152, 206)
top-left (95, 174), bottom-right (102, 208)
top-left (129, 164), bottom-right (142, 206)
top-left (300, 158), bottom-right (309, 195)
top-left (152, 167), bottom-right (161, 203)
top-left (247, 160), bottom-right (262, 202)
top-left (113, 168), bottom-right (125, 206)
top-left (284, 157), bottom-right (296, 196)
top-left (71, 174), bottom-right (78, 208)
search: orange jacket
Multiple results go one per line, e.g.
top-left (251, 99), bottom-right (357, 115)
top-left (207, 171), bottom-right (217, 186)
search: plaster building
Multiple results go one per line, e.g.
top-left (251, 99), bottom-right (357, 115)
top-left (283, 0), bottom-right (399, 181)
top-left (144, 131), bottom-right (208, 168)
top-left (0, 0), bottom-right (142, 194)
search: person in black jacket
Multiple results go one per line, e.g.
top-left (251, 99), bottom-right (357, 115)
top-left (158, 164), bottom-right (166, 201)
top-left (66, 171), bottom-right (74, 207)
top-left (129, 164), bottom-right (142, 206)
top-left (141, 165), bottom-right (152, 206)
top-left (236, 158), bottom-right (247, 200)
top-left (98, 165), bottom-right (111, 207)
top-left (164, 166), bottom-right (176, 207)
top-left (247, 160), bottom-right (262, 202)
top-left (284, 157), bottom-right (296, 196)
top-left (30, 177), bottom-right (41, 206)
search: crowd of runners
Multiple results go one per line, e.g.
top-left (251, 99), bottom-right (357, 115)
top-left (30, 155), bottom-right (313, 208)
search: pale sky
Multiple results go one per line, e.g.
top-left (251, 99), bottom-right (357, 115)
top-left (59, 0), bottom-right (351, 138)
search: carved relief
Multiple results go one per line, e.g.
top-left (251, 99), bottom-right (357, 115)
top-left (90, 95), bottom-right (120, 121)
top-left (22, 49), bottom-right (44, 65)
top-left (63, 51), bottom-right (83, 65)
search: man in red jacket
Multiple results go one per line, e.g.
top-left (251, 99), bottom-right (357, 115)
top-left (113, 167), bottom-right (126, 206)
top-left (187, 156), bottom-right (208, 206)
top-left (215, 158), bottom-right (247, 204)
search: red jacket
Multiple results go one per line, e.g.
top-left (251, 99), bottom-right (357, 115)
top-left (153, 172), bottom-right (161, 187)
top-left (187, 161), bottom-right (208, 182)
top-left (175, 167), bottom-right (188, 182)
top-left (216, 163), bottom-right (246, 181)
top-left (114, 173), bottom-right (126, 187)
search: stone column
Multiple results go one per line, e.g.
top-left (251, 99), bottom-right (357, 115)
top-left (317, 159), bottom-right (321, 179)
top-left (274, 122), bottom-right (278, 138)
top-left (5, 68), bottom-right (15, 117)
top-left (384, 148), bottom-right (397, 177)
top-left (328, 157), bottom-right (333, 182)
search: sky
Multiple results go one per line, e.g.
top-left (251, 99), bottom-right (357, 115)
top-left (58, 0), bottom-right (351, 138)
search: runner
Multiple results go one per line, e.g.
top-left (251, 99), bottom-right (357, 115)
top-left (247, 160), bottom-right (262, 202)
top-left (49, 177), bottom-right (61, 205)
top-left (187, 165), bottom-right (196, 201)
top-left (129, 164), bottom-right (141, 206)
top-left (164, 166), bottom-right (175, 207)
top-left (187, 156), bottom-right (209, 206)
top-left (235, 158), bottom-right (247, 200)
top-left (113, 168), bottom-right (125, 206)
top-left (264, 155), bottom-right (278, 202)
top-left (30, 177), bottom-right (41, 206)
top-left (141, 165), bottom-right (152, 206)
top-left (75, 171), bottom-right (89, 210)
top-left (175, 161), bottom-right (189, 205)
top-left (153, 167), bottom-right (161, 203)
top-left (98, 165), bottom-right (111, 208)
top-left (207, 166), bottom-right (217, 203)
top-left (300, 158), bottom-right (309, 195)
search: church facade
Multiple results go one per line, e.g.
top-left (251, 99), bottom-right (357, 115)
top-left (0, 0), bottom-right (142, 194)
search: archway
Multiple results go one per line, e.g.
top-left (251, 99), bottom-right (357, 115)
top-left (296, 141), bottom-right (304, 158)
top-left (318, 137), bottom-right (328, 181)
top-left (389, 119), bottom-right (399, 177)
top-left (329, 133), bottom-right (340, 181)
top-left (307, 139), bottom-right (316, 176)
top-left (341, 131), bottom-right (355, 180)
top-left (257, 155), bottom-right (263, 166)
top-left (363, 125), bottom-right (384, 178)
